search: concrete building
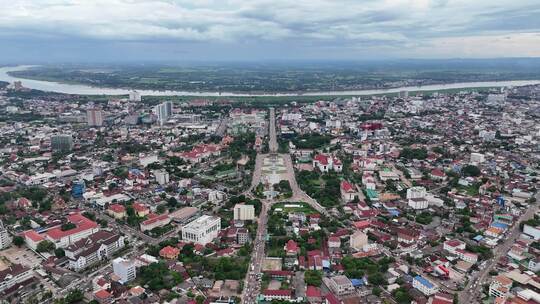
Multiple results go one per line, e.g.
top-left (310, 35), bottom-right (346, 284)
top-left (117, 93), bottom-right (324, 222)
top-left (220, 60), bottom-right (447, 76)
top-left (325, 275), bottom-right (355, 296)
top-left (87, 108), bottom-right (104, 126)
top-left (233, 204), bottom-right (255, 221)
top-left (350, 230), bottom-right (368, 251)
top-left (153, 170), bottom-right (170, 185)
top-left (182, 215), bottom-right (221, 245)
top-left (470, 152), bottom-right (485, 164)
top-left (413, 275), bottom-right (439, 296)
top-left (51, 134), bottom-right (73, 151)
top-left (65, 230), bottom-right (126, 271)
top-left (0, 264), bottom-right (34, 294)
top-left (407, 186), bottom-right (427, 200)
top-left (154, 101), bottom-right (173, 125)
top-left (0, 220), bottom-right (11, 249)
top-left (489, 275), bottom-right (512, 298)
top-left (129, 90), bottom-right (141, 102)
top-left (113, 257), bottom-right (136, 284)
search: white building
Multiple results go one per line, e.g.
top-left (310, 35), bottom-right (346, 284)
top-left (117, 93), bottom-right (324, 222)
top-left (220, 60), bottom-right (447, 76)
top-left (325, 275), bottom-right (355, 296)
top-left (113, 257), bottom-right (136, 284)
top-left (523, 224), bottom-right (540, 240)
top-left (66, 231), bottom-right (125, 271)
top-left (0, 220), bottom-right (11, 249)
top-left (350, 230), bottom-right (368, 251)
top-left (154, 101), bottom-right (173, 125)
top-left (413, 275), bottom-right (438, 296)
top-left (470, 152), bottom-right (485, 164)
top-left (489, 275), bottom-right (512, 298)
top-left (407, 186), bottom-right (427, 200)
top-left (140, 155), bottom-right (159, 167)
top-left (154, 170), bottom-right (170, 185)
top-left (233, 204), bottom-right (255, 221)
top-left (182, 215), bottom-right (221, 245)
top-left (129, 90), bottom-right (142, 102)
top-left (408, 198), bottom-right (429, 210)
top-left (407, 186), bottom-right (429, 209)
top-left (0, 264), bottom-right (34, 294)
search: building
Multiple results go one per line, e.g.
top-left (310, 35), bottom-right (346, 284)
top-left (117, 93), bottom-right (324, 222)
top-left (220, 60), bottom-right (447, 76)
top-left (154, 170), bottom-right (170, 185)
top-left (0, 220), bottom-right (11, 249)
top-left (489, 275), bottom-right (512, 298)
top-left (443, 239), bottom-right (466, 254)
top-left (523, 224), bottom-right (540, 240)
top-left (169, 207), bottom-right (199, 224)
top-left (233, 204), bottom-right (255, 221)
top-left (22, 213), bottom-right (100, 249)
top-left (154, 101), bottom-right (173, 125)
top-left (107, 204), bottom-right (126, 219)
top-left (159, 245), bottom-right (180, 259)
top-left (407, 186), bottom-right (427, 200)
top-left (413, 275), bottom-right (439, 296)
top-left (0, 264), bottom-right (34, 294)
top-left (470, 152), bottom-right (485, 164)
top-left (129, 90), bottom-right (141, 102)
top-left (325, 275), bottom-right (355, 296)
top-left (139, 214), bottom-right (171, 232)
top-left (399, 90), bottom-right (409, 98)
top-left (113, 257), bottom-right (136, 284)
top-left (87, 108), bottom-right (104, 126)
top-left (94, 289), bottom-right (113, 304)
top-left (71, 180), bottom-right (86, 198)
top-left (182, 215), bottom-right (221, 245)
top-left (350, 230), bottom-right (368, 251)
top-left (51, 134), bottom-right (73, 151)
top-left (65, 230), bottom-right (126, 271)
top-left (408, 197), bottom-right (429, 210)
top-left (313, 154), bottom-right (342, 172)
top-left (262, 289), bottom-right (293, 301)
top-left (340, 180), bottom-right (357, 202)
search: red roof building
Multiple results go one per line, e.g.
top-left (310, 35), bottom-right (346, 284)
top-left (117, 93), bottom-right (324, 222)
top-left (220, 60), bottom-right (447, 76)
top-left (159, 245), bottom-right (180, 259)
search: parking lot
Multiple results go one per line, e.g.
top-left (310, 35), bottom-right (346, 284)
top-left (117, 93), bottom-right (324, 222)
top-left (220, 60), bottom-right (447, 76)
top-left (0, 246), bottom-right (43, 268)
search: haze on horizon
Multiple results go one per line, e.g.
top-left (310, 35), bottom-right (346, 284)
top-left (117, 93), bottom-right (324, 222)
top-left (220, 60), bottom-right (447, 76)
top-left (1, 0), bottom-right (540, 64)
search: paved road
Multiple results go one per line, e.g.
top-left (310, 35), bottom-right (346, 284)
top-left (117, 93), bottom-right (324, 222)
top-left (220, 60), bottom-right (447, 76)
top-left (241, 107), bottom-right (332, 303)
top-left (458, 192), bottom-right (539, 303)
top-left (268, 107), bottom-right (278, 153)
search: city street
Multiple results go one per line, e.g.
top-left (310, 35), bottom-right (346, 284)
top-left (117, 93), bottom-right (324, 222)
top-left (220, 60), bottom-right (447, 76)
top-left (458, 192), bottom-right (540, 303)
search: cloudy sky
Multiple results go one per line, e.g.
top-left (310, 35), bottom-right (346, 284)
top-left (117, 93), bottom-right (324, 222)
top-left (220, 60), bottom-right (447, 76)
top-left (1, 0), bottom-right (539, 63)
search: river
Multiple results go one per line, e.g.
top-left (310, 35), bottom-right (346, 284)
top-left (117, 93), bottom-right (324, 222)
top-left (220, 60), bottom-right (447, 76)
top-left (1, 65), bottom-right (540, 97)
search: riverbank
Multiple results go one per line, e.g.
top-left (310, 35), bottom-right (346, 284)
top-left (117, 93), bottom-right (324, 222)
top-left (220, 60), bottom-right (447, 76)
top-left (1, 65), bottom-right (540, 97)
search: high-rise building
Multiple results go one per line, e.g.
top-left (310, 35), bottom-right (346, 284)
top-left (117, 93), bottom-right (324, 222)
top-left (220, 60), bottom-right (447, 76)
top-left (398, 90), bottom-right (409, 98)
top-left (51, 135), bottom-right (73, 151)
top-left (0, 220), bottom-right (11, 249)
top-left (112, 257), bottom-right (136, 284)
top-left (86, 108), bottom-right (104, 126)
top-left (233, 204), bottom-right (255, 221)
top-left (154, 101), bottom-right (173, 125)
top-left (129, 90), bottom-right (141, 102)
top-left (153, 170), bottom-right (169, 185)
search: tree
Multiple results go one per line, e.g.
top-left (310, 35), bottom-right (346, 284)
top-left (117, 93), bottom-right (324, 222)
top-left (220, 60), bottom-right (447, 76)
top-left (37, 240), bottom-right (55, 252)
top-left (13, 235), bottom-right (24, 247)
top-left (55, 248), bottom-right (65, 258)
top-left (196, 295), bottom-right (205, 304)
top-left (462, 165), bottom-right (481, 177)
top-left (304, 270), bottom-right (322, 286)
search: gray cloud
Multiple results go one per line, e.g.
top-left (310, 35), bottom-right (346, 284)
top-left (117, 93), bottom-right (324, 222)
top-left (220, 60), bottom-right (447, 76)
top-left (0, 0), bottom-right (538, 62)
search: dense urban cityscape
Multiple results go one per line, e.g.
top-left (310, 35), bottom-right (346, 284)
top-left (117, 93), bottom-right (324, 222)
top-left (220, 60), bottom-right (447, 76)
top-left (1, 1), bottom-right (540, 304)
top-left (0, 78), bottom-right (539, 304)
